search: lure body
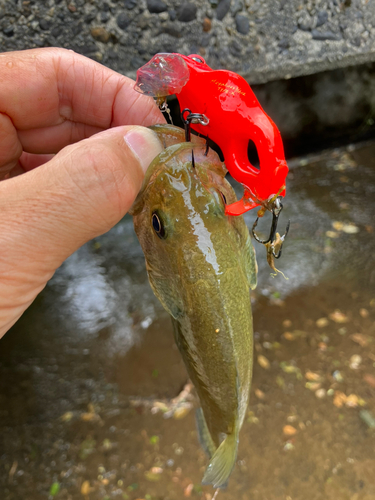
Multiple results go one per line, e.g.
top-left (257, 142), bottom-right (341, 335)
top-left (135, 53), bottom-right (289, 216)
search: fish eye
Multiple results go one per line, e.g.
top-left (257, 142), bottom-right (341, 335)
top-left (219, 191), bottom-right (227, 205)
top-left (152, 212), bottom-right (166, 239)
top-left (191, 56), bottom-right (204, 63)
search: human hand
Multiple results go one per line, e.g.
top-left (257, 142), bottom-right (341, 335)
top-left (0, 48), bottom-right (165, 338)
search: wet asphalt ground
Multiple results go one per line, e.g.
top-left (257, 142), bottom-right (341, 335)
top-left (0, 140), bottom-right (375, 500)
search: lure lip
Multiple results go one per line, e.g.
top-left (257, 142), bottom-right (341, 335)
top-left (134, 53), bottom-right (190, 97)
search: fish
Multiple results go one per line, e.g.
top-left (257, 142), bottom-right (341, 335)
top-left (129, 124), bottom-right (257, 489)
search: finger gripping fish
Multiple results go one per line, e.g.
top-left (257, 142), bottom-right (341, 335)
top-left (130, 125), bottom-right (257, 489)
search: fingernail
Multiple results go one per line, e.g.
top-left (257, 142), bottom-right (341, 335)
top-left (124, 127), bottom-right (163, 174)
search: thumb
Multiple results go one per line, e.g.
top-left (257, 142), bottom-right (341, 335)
top-left (0, 125), bottom-right (163, 328)
top-left (8, 125), bottom-right (163, 263)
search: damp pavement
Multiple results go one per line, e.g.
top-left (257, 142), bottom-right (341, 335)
top-left (0, 140), bottom-right (375, 500)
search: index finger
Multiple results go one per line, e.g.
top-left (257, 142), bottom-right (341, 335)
top-left (0, 48), bottom-right (165, 155)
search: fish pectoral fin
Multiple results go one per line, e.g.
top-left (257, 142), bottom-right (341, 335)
top-left (148, 271), bottom-right (184, 319)
top-left (196, 408), bottom-right (216, 459)
top-left (202, 427), bottom-right (238, 489)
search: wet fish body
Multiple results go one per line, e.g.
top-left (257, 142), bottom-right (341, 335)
top-left (130, 125), bottom-right (257, 488)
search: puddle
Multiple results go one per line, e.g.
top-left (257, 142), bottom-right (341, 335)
top-left (0, 141), bottom-right (374, 500)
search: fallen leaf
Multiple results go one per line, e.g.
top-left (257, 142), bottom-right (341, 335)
top-left (305, 371), bottom-right (322, 381)
top-left (283, 332), bottom-right (296, 341)
top-left (333, 391), bottom-right (347, 408)
top-left (345, 394), bottom-right (359, 408)
top-left (283, 425), bottom-right (297, 436)
top-left (255, 388), bottom-right (265, 399)
top-left (350, 333), bottom-right (370, 347)
top-left (257, 355), bottom-right (270, 370)
top-left (342, 223), bottom-right (359, 234)
top-left (305, 382), bottom-right (321, 391)
top-left (316, 317), bottom-right (329, 328)
top-left (60, 412), bottom-right (74, 422)
top-left (329, 310), bottom-right (348, 323)
top-left (332, 221), bottom-right (344, 231)
top-left (173, 405), bottom-right (192, 420)
top-left (184, 483), bottom-right (194, 497)
top-left (81, 480), bottom-right (91, 496)
top-left (326, 231), bottom-right (339, 238)
top-left (363, 374), bottom-right (375, 389)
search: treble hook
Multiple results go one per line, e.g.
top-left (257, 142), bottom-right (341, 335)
top-left (181, 108), bottom-right (209, 142)
top-left (252, 197), bottom-right (290, 259)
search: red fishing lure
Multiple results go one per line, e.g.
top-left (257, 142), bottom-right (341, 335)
top-left (135, 53), bottom-right (288, 217)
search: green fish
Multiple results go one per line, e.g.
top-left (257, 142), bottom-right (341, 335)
top-left (130, 124), bottom-right (257, 489)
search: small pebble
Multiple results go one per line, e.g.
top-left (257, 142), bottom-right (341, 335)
top-left (147, 0), bottom-right (168, 13)
top-left (39, 18), bottom-right (51, 30)
top-left (257, 355), bottom-right (270, 370)
top-left (216, 0), bottom-right (231, 20)
top-left (235, 14), bottom-right (250, 35)
top-left (332, 370), bottom-right (344, 382)
top-left (124, 0), bottom-right (137, 8)
top-left (202, 17), bottom-right (211, 32)
top-left (315, 388), bottom-right (326, 399)
top-left (311, 29), bottom-right (341, 41)
top-left (360, 308), bottom-right (369, 318)
top-left (283, 442), bottom-right (294, 451)
top-left (177, 3), bottom-right (197, 22)
top-left (91, 26), bottom-right (110, 43)
top-left (349, 354), bottom-right (362, 370)
top-left (117, 12), bottom-right (131, 30)
top-left (316, 10), bottom-right (328, 27)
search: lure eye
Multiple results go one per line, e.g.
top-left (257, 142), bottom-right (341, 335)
top-left (152, 212), bottom-right (166, 239)
top-left (191, 56), bottom-right (204, 63)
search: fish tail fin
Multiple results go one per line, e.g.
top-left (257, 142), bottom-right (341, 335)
top-left (196, 408), bottom-right (216, 459)
top-left (202, 423), bottom-right (238, 489)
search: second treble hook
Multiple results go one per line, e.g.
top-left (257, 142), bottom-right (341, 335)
top-left (252, 197), bottom-right (290, 259)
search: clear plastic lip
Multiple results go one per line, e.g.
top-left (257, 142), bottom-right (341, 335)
top-left (134, 53), bottom-right (190, 98)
